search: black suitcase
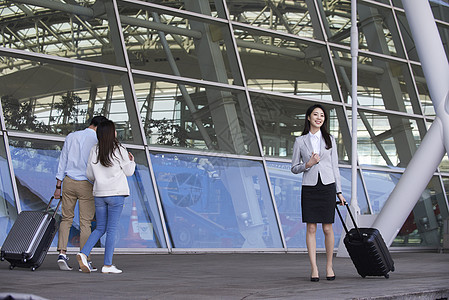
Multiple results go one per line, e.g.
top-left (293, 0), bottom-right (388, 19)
top-left (336, 202), bottom-right (395, 278)
top-left (1, 197), bottom-right (61, 271)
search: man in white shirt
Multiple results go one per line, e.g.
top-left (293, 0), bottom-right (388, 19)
top-left (54, 116), bottom-right (107, 271)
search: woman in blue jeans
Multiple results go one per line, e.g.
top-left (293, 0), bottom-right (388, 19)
top-left (77, 120), bottom-right (135, 274)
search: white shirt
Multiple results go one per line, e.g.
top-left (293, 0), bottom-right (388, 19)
top-left (56, 128), bottom-right (97, 181)
top-left (86, 144), bottom-right (136, 197)
top-left (309, 130), bottom-right (321, 154)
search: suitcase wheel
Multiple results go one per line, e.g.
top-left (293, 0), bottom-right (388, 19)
top-left (384, 274), bottom-right (389, 279)
top-left (31, 266), bottom-right (36, 271)
top-left (391, 266), bottom-right (395, 272)
top-left (9, 265), bottom-right (14, 270)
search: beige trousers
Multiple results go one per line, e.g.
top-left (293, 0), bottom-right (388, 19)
top-left (57, 177), bottom-right (95, 253)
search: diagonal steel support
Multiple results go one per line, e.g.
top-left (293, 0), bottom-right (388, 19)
top-left (372, 0), bottom-right (449, 246)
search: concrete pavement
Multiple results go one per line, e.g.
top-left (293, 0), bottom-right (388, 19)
top-left (0, 252), bottom-right (448, 299)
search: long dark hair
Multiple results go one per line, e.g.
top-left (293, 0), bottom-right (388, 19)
top-left (95, 120), bottom-right (121, 167)
top-left (301, 104), bottom-right (332, 149)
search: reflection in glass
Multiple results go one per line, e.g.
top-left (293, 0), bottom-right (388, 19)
top-left (411, 64), bottom-right (434, 117)
top-left (234, 28), bottom-right (331, 98)
top-left (333, 49), bottom-right (413, 114)
top-left (0, 136), bottom-right (17, 245)
top-left (118, 4), bottom-right (241, 85)
top-left (228, 1), bottom-right (314, 38)
top-left (250, 93), bottom-right (348, 161)
top-left (8, 137), bottom-right (64, 247)
top-left (356, 111), bottom-right (421, 168)
top-left (392, 176), bottom-right (445, 247)
top-left (0, 5), bottom-right (118, 65)
top-left (266, 161), bottom-right (357, 248)
top-left (114, 149), bottom-right (166, 248)
top-left (339, 168), bottom-right (368, 214)
top-left (362, 170), bottom-right (401, 214)
top-left (134, 78), bottom-right (259, 155)
top-left (322, 1), bottom-right (400, 57)
top-left (0, 56), bottom-right (135, 142)
top-left (8, 137), bottom-right (166, 249)
top-left (151, 153), bottom-right (282, 248)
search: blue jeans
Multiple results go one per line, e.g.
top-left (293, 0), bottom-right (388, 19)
top-left (81, 196), bottom-right (125, 266)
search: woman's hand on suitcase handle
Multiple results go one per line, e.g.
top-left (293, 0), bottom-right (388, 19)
top-left (337, 193), bottom-right (347, 206)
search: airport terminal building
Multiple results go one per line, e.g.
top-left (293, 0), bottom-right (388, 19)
top-left (0, 0), bottom-right (448, 253)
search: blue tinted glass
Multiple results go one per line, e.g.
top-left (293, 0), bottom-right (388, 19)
top-left (110, 149), bottom-right (166, 248)
top-left (339, 168), bottom-right (369, 214)
top-left (266, 161), bottom-right (357, 248)
top-left (9, 138), bottom-right (64, 247)
top-left (9, 139), bottom-right (166, 249)
top-left (151, 153), bottom-right (282, 248)
top-left (362, 170), bottom-right (400, 213)
top-left (0, 136), bottom-right (17, 245)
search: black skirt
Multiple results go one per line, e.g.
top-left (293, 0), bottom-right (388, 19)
top-left (301, 175), bottom-right (336, 224)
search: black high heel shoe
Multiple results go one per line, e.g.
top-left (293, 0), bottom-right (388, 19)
top-left (326, 275), bottom-right (336, 281)
top-left (310, 277), bottom-right (320, 282)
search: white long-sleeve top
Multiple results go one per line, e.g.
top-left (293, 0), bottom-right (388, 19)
top-left (86, 144), bottom-right (136, 197)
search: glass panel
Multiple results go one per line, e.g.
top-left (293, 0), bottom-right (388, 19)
top-left (395, 11), bottom-right (420, 62)
top-left (118, 3), bottom-right (242, 85)
top-left (266, 161), bottom-right (363, 248)
top-left (411, 65), bottom-right (435, 117)
top-left (440, 153), bottom-right (449, 173)
top-left (391, 0), bottom-right (403, 8)
top-left (355, 110), bottom-right (422, 168)
top-left (362, 169), bottom-right (401, 213)
top-left (0, 56), bottom-right (136, 143)
top-left (0, 135), bottom-right (17, 245)
top-left (227, 1), bottom-right (314, 38)
top-left (134, 77), bottom-right (259, 155)
top-left (113, 149), bottom-right (166, 248)
top-left (436, 23), bottom-right (449, 63)
top-left (8, 137), bottom-right (66, 247)
top-left (340, 168), bottom-right (369, 214)
top-left (322, 1), bottom-right (402, 57)
top-left (332, 49), bottom-right (413, 113)
top-left (0, 2), bottom-right (119, 66)
top-left (442, 176), bottom-right (449, 216)
top-left (151, 152), bottom-right (282, 248)
top-left (234, 27), bottom-right (331, 98)
top-left (249, 93), bottom-right (349, 162)
top-left (9, 137), bottom-right (167, 249)
top-left (393, 176), bottom-right (445, 247)
top-left (133, 0), bottom-right (223, 17)
top-left (431, 1), bottom-right (449, 23)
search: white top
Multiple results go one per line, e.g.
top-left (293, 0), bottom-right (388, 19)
top-left (56, 128), bottom-right (97, 181)
top-left (86, 144), bottom-right (136, 197)
top-left (309, 130), bottom-right (321, 154)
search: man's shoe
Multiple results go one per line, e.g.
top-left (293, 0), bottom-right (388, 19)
top-left (78, 261), bottom-right (97, 272)
top-left (57, 255), bottom-right (73, 271)
top-left (76, 253), bottom-right (91, 273)
top-left (102, 265), bottom-right (122, 274)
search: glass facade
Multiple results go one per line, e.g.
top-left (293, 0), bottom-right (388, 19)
top-left (0, 0), bottom-right (448, 252)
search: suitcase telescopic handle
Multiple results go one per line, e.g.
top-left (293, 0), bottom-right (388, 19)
top-left (336, 201), bottom-right (362, 237)
top-left (46, 196), bottom-right (62, 218)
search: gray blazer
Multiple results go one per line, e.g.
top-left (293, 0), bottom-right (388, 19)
top-left (291, 134), bottom-right (342, 193)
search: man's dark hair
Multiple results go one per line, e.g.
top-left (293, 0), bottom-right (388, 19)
top-left (89, 116), bottom-right (108, 127)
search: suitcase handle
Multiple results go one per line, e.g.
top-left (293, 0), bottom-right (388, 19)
top-left (336, 201), bottom-right (362, 238)
top-left (46, 196), bottom-right (62, 218)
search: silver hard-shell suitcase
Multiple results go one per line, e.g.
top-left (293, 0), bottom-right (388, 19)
top-left (1, 197), bottom-right (61, 271)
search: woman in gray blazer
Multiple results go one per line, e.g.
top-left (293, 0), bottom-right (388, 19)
top-left (291, 104), bottom-right (346, 282)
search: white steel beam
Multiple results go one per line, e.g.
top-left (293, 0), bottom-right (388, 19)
top-left (372, 0), bottom-right (449, 246)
